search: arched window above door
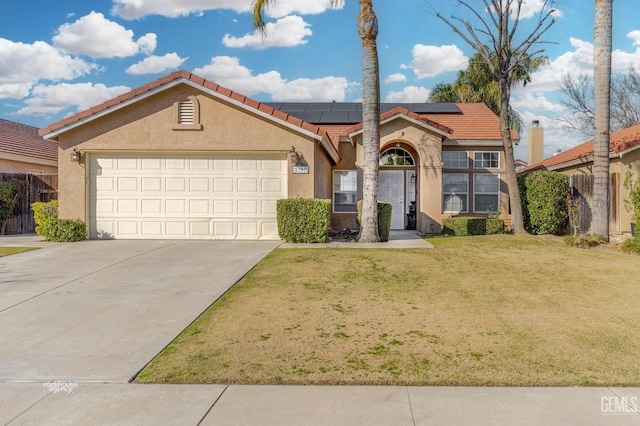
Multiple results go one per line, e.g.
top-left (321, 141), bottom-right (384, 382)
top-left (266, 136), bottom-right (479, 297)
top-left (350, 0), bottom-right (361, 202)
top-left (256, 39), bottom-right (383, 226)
top-left (379, 147), bottom-right (414, 166)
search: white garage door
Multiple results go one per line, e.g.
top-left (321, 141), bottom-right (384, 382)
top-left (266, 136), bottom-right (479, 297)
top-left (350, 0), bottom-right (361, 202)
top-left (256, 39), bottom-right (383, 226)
top-left (89, 154), bottom-right (287, 240)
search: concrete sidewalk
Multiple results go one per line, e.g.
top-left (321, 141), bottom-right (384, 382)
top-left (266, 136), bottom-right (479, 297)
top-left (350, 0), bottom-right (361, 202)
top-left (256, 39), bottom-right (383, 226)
top-left (279, 230), bottom-right (434, 249)
top-left (2, 383), bottom-right (638, 425)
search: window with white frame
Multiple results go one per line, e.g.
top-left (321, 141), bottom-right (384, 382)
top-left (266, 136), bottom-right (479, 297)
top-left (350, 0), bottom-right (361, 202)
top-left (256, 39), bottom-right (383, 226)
top-left (442, 173), bottom-right (468, 213)
top-left (443, 151), bottom-right (468, 169)
top-left (474, 151), bottom-right (500, 168)
top-left (333, 170), bottom-right (357, 213)
top-left (474, 173), bottom-right (500, 213)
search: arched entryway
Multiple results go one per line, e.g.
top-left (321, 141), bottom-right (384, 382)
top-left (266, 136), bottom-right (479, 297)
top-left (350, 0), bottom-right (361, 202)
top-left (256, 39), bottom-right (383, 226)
top-left (379, 144), bottom-right (418, 230)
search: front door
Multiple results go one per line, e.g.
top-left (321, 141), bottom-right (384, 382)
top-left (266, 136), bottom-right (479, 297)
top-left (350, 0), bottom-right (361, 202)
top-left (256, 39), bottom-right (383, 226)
top-left (379, 170), bottom-right (405, 229)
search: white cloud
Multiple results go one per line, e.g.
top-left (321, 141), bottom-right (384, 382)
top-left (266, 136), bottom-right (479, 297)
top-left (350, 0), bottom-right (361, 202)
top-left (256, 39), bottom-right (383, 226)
top-left (53, 11), bottom-right (156, 58)
top-left (511, 92), bottom-right (565, 116)
top-left (126, 53), bottom-right (188, 75)
top-left (193, 55), bottom-right (353, 101)
top-left (223, 16), bottom-right (312, 50)
top-left (384, 73), bottom-right (407, 84)
top-left (0, 38), bottom-right (96, 99)
top-left (517, 34), bottom-right (640, 95)
top-left (401, 44), bottom-right (469, 79)
top-left (16, 82), bottom-right (130, 116)
top-left (112, 0), bottom-right (340, 20)
top-left (511, 0), bottom-right (563, 19)
top-left (384, 86), bottom-right (431, 103)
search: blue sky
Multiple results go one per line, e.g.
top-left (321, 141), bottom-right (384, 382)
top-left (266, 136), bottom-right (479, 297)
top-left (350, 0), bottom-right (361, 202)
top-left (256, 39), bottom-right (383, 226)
top-left (1, 0), bottom-right (639, 161)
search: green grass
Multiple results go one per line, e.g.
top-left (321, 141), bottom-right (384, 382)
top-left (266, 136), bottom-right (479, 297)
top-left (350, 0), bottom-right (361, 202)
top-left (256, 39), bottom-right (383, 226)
top-left (135, 235), bottom-right (640, 386)
top-left (0, 247), bottom-right (38, 257)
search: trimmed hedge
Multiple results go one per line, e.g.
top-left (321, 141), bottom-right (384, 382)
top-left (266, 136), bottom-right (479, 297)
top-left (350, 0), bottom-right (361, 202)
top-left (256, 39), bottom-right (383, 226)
top-left (519, 171), bottom-right (570, 235)
top-left (443, 216), bottom-right (505, 236)
top-left (357, 200), bottom-right (393, 242)
top-left (31, 200), bottom-right (87, 242)
top-left (277, 198), bottom-right (331, 243)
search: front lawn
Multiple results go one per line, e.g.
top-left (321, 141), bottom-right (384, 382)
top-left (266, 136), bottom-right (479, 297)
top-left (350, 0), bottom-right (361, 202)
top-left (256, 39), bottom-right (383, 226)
top-left (136, 235), bottom-right (640, 386)
top-left (0, 247), bottom-right (38, 257)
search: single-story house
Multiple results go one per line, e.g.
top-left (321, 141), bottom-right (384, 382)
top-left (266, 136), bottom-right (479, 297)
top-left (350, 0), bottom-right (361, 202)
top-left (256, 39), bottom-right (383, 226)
top-left (39, 70), bottom-right (516, 240)
top-left (519, 124), bottom-right (640, 235)
top-left (0, 118), bottom-right (57, 174)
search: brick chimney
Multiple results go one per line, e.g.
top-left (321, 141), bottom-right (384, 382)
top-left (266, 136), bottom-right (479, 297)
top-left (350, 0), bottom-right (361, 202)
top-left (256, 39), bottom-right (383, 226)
top-left (528, 120), bottom-right (544, 165)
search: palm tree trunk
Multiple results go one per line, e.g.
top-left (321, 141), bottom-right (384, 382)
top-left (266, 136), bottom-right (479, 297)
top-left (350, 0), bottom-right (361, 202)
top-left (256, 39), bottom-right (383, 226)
top-left (358, 0), bottom-right (380, 242)
top-left (498, 78), bottom-right (526, 235)
top-left (592, 0), bottom-right (612, 239)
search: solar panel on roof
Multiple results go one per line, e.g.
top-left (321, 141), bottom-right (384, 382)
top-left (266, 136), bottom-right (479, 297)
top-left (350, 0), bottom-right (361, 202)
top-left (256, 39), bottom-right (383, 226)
top-left (263, 101), bottom-right (460, 124)
top-left (304, 103), bottom-right (334, 111)
top-left (330, 103), bottom-right (360, 112)
top-left (320, 111), bottom-right (352, 122)
top-left (294, 111), bottom-right (324, 122)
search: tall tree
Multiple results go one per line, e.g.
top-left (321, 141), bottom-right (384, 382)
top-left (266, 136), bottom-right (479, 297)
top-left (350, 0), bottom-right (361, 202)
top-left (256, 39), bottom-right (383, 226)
top-left (430, 51), bottom-right (547, 133)
top-left (435, 0), bottom-right (556, 235)
top-left (559, 66), bottom-right (640, 136)
top-left (253, 0), bottom-right (381, 242)
top-left (592, 0), bottom-right (613, 239)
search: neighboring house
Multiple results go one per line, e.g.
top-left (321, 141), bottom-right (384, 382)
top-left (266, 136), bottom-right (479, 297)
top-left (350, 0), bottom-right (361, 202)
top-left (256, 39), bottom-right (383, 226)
top-left (514, 159), bottom-right (528, 171)
top-left (39, 70), bottom-right (516, 240)
top-left (519, 124), bottom-right (640, 235)
top-left (0, 118), bottom-right (57, 174)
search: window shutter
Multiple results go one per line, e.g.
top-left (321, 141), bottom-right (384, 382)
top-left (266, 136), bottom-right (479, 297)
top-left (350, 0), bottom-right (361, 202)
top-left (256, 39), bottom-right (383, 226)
top-left (178, 99), bottom-right (195, 124)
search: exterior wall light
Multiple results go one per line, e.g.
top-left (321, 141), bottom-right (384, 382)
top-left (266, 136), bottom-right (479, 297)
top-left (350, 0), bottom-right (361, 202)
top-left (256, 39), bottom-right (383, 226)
top-left (71, 148), bottom-right (82, 162)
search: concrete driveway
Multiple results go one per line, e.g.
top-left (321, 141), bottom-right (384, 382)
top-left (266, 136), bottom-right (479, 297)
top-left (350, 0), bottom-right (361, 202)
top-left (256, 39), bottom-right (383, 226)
top-left (0, 237), bottom-right (279, 382)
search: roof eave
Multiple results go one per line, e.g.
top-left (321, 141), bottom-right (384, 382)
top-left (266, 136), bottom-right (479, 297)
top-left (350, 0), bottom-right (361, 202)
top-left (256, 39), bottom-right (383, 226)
top-left (41, 77), bottom-right (340, 163)
top-left (347, 113), bottom-right (451, 140)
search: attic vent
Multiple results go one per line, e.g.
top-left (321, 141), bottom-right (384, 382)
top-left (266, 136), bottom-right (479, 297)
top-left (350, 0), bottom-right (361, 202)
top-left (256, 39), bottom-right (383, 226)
top-left (178, 99), bottom-right (195, 124)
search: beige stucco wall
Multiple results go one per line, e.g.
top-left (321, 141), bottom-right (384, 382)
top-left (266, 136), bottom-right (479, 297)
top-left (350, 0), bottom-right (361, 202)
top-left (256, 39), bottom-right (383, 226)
top-left (0, 158), bottom-right (57, 174)
top-left (53, 84), bottom-right (334, 223)
top-left (353, 120), bottom-right (447, 233)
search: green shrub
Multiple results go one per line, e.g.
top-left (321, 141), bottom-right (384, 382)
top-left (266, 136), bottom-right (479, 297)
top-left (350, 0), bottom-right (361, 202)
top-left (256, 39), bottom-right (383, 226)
top-left (31, 200), bottom-right (86, 242)
top-left (356, 200), bottom-right (393, 242)
top-left (277, 198), bottom-right (331, 243)
top-left (443, 216), bottom-right (505, 236)
top-left (623, 172), bottom-right (640, 225)
top-left (0, 180), bottom-right (22, 234)
top-left (564, 233), bottom-right (606, 249)
top-left (621, 236), bottom-right (640, 254)
top-left (521, 171), bottom-right (570, 235)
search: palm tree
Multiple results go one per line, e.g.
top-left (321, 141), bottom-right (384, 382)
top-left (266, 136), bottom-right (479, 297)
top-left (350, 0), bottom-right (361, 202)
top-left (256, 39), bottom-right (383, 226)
top-left (430, 52), bottom-right (547, 133)
top-left (252, 0), bottom-right (381, 242)
top-left (592, 0), bottom-right (613, 239)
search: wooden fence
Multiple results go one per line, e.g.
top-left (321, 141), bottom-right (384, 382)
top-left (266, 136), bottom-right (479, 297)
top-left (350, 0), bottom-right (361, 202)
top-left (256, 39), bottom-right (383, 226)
top-left (0, 173), bottom-right (58, 234)
top-left (569, 173), bottom-right (619, 234)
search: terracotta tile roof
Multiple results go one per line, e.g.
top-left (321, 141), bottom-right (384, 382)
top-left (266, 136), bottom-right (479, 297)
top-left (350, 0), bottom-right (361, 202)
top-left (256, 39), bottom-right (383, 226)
top-left (345, 107), bottom-right (453, 136)
top-left (322, 124), bottom-right (357, 149)
top-left (429, 103), bottom-right (519, 141)
top-left (519, 124), bottom-right (640, 173)
top-left (38, 70), bottom-right (330, 142)
top-left (0, 118), bottom-right (57, 162)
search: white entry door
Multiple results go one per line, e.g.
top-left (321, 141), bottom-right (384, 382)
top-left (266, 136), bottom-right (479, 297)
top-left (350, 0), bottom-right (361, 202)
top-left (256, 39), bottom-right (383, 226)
top-left (379, 170), bottom-right (405, 229)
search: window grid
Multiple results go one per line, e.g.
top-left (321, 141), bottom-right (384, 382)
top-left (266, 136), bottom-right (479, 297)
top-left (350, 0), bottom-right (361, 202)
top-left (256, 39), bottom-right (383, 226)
top-left (474, 173), bottom-right (500, 213)
top-left (442, 173), bottom-right (468, 213)
top-left (333, 170), bottom-right (357, 213)
top-left (474, 151), bottom-right (500, 169)
top-left (443, 151), bottom-right (469, 169)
